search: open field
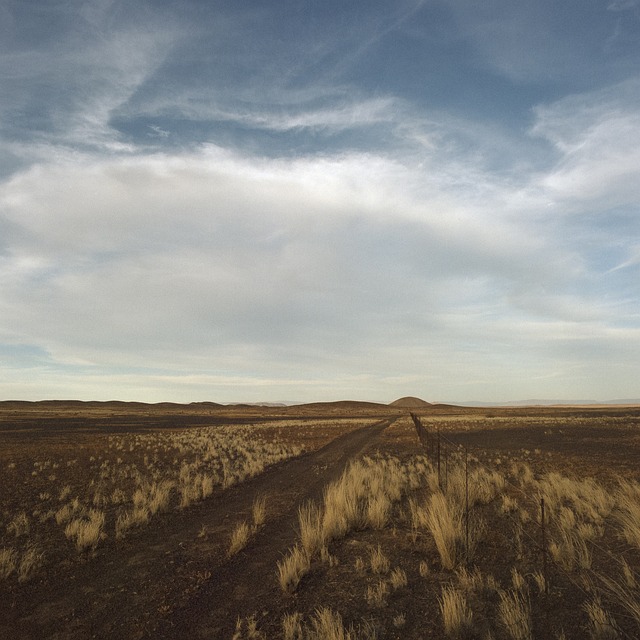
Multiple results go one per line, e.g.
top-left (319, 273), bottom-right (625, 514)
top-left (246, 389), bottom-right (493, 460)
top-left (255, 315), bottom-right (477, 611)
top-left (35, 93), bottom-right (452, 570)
top-left (1, 400), bottom-right (640, 639)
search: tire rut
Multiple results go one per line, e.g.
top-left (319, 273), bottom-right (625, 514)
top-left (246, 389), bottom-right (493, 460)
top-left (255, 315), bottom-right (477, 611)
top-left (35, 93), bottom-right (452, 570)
top-left (156, 417), bottom-right (394, 639)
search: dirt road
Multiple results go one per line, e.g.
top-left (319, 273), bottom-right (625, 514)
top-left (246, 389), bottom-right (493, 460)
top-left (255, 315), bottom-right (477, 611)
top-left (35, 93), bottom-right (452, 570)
top-left (1, 417), bottom-right (394, 639)
top-left (156, 416), bottom-right (394, 639)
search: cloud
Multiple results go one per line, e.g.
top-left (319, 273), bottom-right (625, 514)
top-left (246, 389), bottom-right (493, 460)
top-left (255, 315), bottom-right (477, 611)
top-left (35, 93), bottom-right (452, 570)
top-left (529, 79), bottom-right (640, 214)
top-left (446, 0), bottom-right (640, 86)
top-left (607, 0), bottom-right (639, 12)
top-left (0, 145), bottom-right (568, 370)
top-left (1, 2), bottom-right (639, 402)
top-left (0, 3), bottom-right (181, 154)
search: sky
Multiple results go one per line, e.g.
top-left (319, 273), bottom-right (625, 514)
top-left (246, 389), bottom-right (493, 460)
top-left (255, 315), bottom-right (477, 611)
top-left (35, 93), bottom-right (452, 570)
top-left (1, 0), bottom-right (640, 404)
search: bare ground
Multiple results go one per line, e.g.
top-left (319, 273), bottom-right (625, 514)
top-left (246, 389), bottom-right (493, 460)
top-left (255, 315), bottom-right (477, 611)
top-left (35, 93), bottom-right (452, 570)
top-left (2, 403), bottom-right (640, 639)
top-left (0, 417), bottom-right (394, 640)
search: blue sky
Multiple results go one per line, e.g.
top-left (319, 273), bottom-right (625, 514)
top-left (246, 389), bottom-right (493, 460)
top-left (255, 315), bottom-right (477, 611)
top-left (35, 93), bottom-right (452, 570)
top-left (1, 0), bottom-right (640, 403)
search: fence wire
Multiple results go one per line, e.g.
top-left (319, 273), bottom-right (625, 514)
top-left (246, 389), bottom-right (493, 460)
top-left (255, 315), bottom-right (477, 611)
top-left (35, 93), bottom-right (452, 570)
top-left (409, 412), bottom-right (640, 638)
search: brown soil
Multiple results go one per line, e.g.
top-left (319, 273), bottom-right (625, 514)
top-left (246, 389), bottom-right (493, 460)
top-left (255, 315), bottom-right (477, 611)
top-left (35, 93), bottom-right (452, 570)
top-left (2, 403), bottom-right (640, 639)
top-left (0, 406), bottom-right (396, 640)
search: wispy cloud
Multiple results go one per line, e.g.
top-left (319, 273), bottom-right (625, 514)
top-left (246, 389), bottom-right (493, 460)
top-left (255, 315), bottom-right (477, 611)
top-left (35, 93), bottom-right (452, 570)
top-left (0, 1), bottom-right (639, 402)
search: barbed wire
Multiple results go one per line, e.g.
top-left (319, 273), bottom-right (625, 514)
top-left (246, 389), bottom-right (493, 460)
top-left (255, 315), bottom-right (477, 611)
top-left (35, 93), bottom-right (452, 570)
top-left (409, 412), bottom-right (640, 637)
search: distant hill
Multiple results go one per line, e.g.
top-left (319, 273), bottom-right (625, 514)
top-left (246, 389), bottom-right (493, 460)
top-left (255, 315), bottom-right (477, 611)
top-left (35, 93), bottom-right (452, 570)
top-left (224, 402), bottom-right (287, 407)
top-left (448, 399), bottom-right (640, 407)
top-left (389, 396), bottom-right (432, 408)
top-left (294, 400), bottom-right (387, 410)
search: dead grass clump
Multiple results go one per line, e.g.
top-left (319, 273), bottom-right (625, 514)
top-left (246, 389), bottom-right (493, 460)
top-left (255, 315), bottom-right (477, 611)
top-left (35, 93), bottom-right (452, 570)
top-left (455, 566), bottom-right (485, 593)
top-left (281, 608), bottom-right (367, 640)
top-left (282, 612), bottom-right (304, 640)
top-left (501, 495), bottom-right (519, 514)
top-left (390, 566), bottom-right (408, 590)
top-left (532, 570), bottom-right (546, 594)
top-left (307, 607), bottom-right (353, 640)
top-left (439, 585), bottom-right (473, 638)
top-left (598, 574), bottom-right (640, 629)
top-left (228, 521), bottom-right (251, 557)
top-left (64, 509), bottom-right (106, 552)
top-left (0, 547), bottom-right (17, 579)
top-left (278, 546), bottom-right (311, 594)
top-left (299, 502), bottom-right (325, 558)
top-left (393, 613), bottom-right (406, 627)
top-left (7, 512), bottom-right (30, 537)
top-left (549, 524), bottom-right (592, 571)
top-left (232, 614), bottom-right (265, 639)
top-left (511, 567), bottom-right (526, 592)
top-left (320, 545), bottom-right (339, 567)
top-left (366, 579), bottom-right (388, 607)
top-left (369, 544), bottom-right (390, 574)
top-left (584, 599), bottom-right (619, 639)
top-left (115, 506), bottom-right (150, 539)
top-left (620, 558), bottom-right (636, 589)
top-left (498, 590), bottom-right (532, 640)
top-left (614, 481), bottom-right (640, 551)
top-left (18, 545), bottom-right (44, 582)
top-left (252, 495), bottom-right (267, 529)
top-left (365, 493), bottom-right (391, 530)
top-left (425, 492), bottom-right (463, 570)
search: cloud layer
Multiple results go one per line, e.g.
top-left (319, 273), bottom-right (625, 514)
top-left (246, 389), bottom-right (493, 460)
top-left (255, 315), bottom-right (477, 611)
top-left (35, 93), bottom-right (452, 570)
top-left (1, 1), bottom-right (639, 402)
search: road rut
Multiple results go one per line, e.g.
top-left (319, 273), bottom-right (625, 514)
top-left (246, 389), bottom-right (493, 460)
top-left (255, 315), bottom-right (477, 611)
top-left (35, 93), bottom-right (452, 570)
top-left (156, 417), bottom-right (394, 639)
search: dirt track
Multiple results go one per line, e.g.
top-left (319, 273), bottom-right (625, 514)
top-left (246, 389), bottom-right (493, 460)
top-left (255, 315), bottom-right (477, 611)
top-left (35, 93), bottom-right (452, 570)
top-left (1, 418), bottom-right (394, 640)
top-left (157, 417), bottom-right (394, 639)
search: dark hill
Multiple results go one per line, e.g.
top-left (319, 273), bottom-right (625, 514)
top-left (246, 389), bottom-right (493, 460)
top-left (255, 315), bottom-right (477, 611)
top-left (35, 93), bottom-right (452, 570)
top-left (388, 396), bottom-right (432, 408)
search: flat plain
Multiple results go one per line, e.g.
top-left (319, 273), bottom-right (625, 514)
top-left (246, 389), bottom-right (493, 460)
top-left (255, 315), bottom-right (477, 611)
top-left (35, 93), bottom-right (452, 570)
top-left (1, 399), bottom-right (639, 639)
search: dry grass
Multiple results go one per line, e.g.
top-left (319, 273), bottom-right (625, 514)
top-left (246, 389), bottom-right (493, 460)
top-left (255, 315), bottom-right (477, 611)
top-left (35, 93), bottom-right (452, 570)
top-left (228, 521), bottom-right (252, 557)
top-left (252, 495), bottom-right (267, 529)
top-left (299, 502), bottom-right (324, 558)
top-left (0, 547), bottom-right (17, 579)
top-left (17, 545), bottom-right (44, 583)
top-left (439, 585), bottom-right (473, 638)
top-left (366, 579), bottom-right (389, 607)
top-left (4, 407), bottom-right (640, 637)
top-left (369, 544), bottom-right (390, 574)
top-left (7, 512), bottom-right (30, 537)
top-left (425, 492), bottom-right (463, 570)
top-left (584, 599), bottom-right (619, 639)
top-left (498, 590), bottom-right (532, 640)
top-left (389, 566), bottom-right (408, 590)
top-left (614, 481), bottom-right (640, 551)
top-left (307, 607), bottom-right (353, 640)
top-left (64, 509), bottom-right (105, 552)
top-left (282, 612), bottom-right (304, 640)
top-left (0, 418), bottom-right (319, 581)
top-left (278, 545), bottom-right (311, 594)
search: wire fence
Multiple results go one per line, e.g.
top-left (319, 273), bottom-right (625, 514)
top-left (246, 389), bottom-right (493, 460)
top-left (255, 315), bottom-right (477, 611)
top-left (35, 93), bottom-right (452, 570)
top-left (409, 412), bottom-right (640, 639)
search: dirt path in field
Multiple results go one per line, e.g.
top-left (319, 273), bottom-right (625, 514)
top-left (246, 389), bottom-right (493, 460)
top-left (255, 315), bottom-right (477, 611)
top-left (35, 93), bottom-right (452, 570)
top-left (1, 418), bottom-right (394, 640)
top-left (154, 417), bottom-right (395, 640)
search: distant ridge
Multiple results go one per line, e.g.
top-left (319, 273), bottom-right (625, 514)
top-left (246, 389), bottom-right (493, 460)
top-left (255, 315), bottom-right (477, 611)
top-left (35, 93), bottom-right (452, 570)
top-left (447, 399), bottom-right (640, 407)
top-left (294, 400), bottom-right (387, 410)
top-left (389, 396), bottom-right (432, 408)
